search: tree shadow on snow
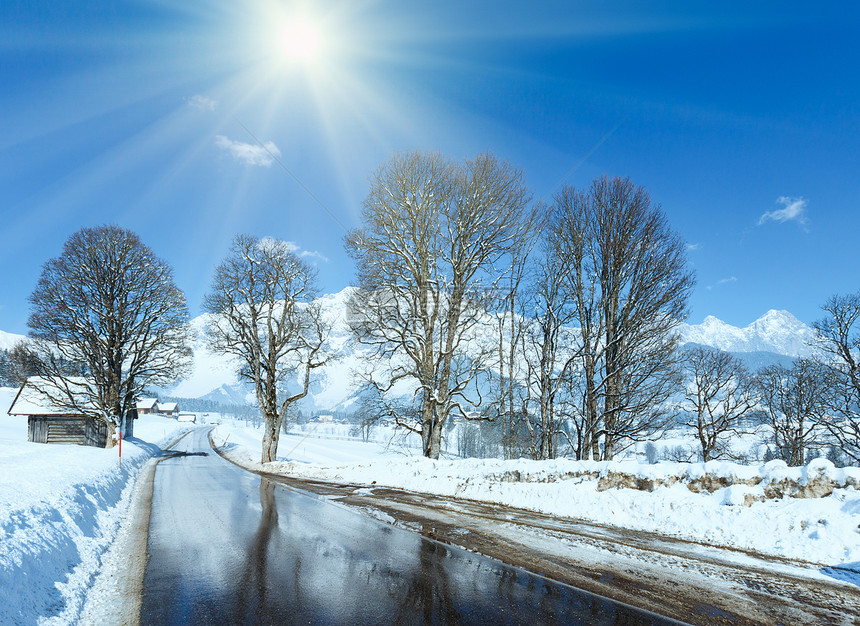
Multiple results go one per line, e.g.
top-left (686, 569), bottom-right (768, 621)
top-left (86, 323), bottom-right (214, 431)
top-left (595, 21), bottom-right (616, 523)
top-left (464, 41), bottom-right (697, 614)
top-left (123, 436), bottom-right (162, 456)
top-left (821, 562), bottom-right (860, 586)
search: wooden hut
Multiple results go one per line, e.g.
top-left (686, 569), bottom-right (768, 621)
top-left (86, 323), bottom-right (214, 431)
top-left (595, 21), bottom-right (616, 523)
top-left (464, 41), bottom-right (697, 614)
top-left (7, 377), bottom-right (135, 447)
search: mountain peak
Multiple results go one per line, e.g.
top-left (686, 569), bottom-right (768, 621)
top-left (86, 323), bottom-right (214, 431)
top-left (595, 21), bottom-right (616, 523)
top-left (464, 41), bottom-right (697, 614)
top-left (754, 309), bottom-right (800, 324)
top-left (681, 310), bottom-right (816, 358)
top-left (747, 309), bottom-right (807, 336)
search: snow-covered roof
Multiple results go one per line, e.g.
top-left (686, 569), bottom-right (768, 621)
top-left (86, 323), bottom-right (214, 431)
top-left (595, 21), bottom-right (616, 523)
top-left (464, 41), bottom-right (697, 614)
top-left (136, 398), bottom-right (159, 410)
top-left (158, 402), bottom-right (178, 412)
top-left (7, 377), bottom-right (99, 417)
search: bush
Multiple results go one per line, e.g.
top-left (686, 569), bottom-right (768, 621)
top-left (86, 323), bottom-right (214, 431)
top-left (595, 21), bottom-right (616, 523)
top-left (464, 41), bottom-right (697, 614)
top-left (644, 442), bottom-right (659, 464)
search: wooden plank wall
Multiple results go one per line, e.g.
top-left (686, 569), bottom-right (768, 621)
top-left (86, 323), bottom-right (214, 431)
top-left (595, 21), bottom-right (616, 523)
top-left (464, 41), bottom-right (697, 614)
top-left (28, 416), bottom-right (107, 447)
top-left (28, 417), bottom-right (48, 444)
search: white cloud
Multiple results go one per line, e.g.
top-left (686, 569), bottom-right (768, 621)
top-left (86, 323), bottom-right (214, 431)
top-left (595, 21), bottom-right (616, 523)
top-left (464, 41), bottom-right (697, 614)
top-left (686, 242), bottom-right (701, 251)
top-left (215, 135), bottom-right (281, 167)
top-left (299, 249), bottom-right (329, 263)
top-left (256, 238), bottom-right (328, 264)
top-left (257, 237), bottom-right (298, 254)
top-left (186, 94), bottom-right (217, 111)
top-left (706, 276), bottom-right (737, 291)
top-left (758, 196), bottom-right (808, 227)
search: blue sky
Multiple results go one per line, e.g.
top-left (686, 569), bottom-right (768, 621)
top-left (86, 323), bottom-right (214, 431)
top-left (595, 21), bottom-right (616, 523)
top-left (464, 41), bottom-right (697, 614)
top-left (1, 1), bottom-right (858, 334)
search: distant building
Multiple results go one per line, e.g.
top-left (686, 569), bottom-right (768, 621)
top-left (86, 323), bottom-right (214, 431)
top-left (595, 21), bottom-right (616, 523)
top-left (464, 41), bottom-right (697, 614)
top-left (7, 377), bottom-right (135, 447)
top-left (136, 398), bottom-right (159, 414)
top-left (157, 402), bottom-right (178, 417)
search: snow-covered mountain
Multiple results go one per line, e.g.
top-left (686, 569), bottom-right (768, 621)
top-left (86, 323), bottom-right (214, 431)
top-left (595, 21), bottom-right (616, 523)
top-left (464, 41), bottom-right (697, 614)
top-left (678, 310), bottom-right (817, 358)
top-left (168, 314), bottom-right (247, 403)
top-left (168, 288), bottom-right (363, 412)
top-left (2, 290), bottom-right (819, 411)
top-left (170, 293), bottom-right (819, 411)
top-left (0, 330), bottom-right (27, 351)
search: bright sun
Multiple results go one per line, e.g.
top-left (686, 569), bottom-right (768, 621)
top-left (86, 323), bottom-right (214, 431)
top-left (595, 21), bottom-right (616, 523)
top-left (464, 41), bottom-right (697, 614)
top-left (277, 18), bottom-right (325, 64)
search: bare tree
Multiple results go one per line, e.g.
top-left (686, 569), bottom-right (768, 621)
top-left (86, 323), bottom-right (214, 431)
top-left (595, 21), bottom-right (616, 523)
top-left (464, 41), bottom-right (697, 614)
top-left (552, 178), bottom-right (694, 459)
top-left (553, 186), bottom-right (601, 459)
top-left (681, 347), bottom-right (758, 461)
top-left (755, 359), bottom-right (832, 466)
top-left (490, 290), bottom-right (529, 459)
top-left (487, 206), bottom-right (542, 459)
top-left (519, 220), bottom-right (581, 460)
top-left (7, 340), bottom-right (44, 385)
top-left (28, 225), bottom-right (191, 446)
top-left (812, 292), bottom-right (860, 462)
top-left (555, 363), bottom-right (594, 459)
top-left (203, 235), bottom-right (332, 464)
top-left (345, 151), bottom-right (533, 459)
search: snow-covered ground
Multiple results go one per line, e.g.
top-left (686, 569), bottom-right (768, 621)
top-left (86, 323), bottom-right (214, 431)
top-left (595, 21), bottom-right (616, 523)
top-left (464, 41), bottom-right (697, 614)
top-left (4, 386), bottom-right (859, 624)
top-left (214, 419), bottom-right (860, 579)
top-left (0, 387), bottom-right (195, 625)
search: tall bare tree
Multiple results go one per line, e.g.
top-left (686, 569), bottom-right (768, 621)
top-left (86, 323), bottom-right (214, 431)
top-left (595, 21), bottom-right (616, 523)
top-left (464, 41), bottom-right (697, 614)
top-left (489, 206), bottom-right (542, 460)
top-left (345, 151), bottom-right (533, 459)
top-left (28, 225), bottom-right (191, 446)
top-left (756, 359), bottom-right (832, 466)
top-left (813, 292), bottom-right (860, 462)
top-left (553, 187), bottom-right (602, 459)
top-left (552, 178), bottom-right (694, 459)
top-left (682, 347), bottom-right (758, 461)
top-left (519, 218), bottom-right (580, 460)
top-left (203, 235), bottom-right (332, 464)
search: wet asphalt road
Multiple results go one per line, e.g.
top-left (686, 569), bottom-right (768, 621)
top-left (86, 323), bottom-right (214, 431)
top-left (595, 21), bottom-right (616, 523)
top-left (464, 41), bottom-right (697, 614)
top-left (140, 428), bottom-right (678, 625)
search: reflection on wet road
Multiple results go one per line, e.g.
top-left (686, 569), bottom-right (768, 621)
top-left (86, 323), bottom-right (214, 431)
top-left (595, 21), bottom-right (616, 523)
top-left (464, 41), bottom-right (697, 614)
top-left (141, 428), bottom-right (677, 625)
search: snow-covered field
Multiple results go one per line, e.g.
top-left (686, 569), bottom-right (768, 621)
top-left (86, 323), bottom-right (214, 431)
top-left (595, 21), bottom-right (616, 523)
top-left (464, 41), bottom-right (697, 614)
top-left (4, 386), bottom-right (859, 624)
top-left (214, 420), bottom-right (860, 579)
top-left (0, 387), bottom-right (194, 625)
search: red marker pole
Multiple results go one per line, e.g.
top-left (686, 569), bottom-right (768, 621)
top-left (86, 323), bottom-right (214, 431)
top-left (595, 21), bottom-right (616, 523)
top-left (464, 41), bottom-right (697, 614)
top-left (118, 425), bottom-right (122, 469)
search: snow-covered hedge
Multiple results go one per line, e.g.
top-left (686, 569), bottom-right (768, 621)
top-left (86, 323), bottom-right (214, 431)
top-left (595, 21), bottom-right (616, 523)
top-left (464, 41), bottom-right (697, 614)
top-left (596, 458), bottom-right (860, 503)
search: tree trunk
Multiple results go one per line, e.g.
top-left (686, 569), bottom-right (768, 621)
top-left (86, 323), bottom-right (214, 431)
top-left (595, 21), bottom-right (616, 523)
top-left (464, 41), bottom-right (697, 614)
top-left (539, 386), bottom-right (552, 460)
top-left (105, 419), bottom-right (117, 449)
top-left (698, 413), bottom-right (711, 462)
top-left (424, 403), bottom-right (445, 459)
top-left (498, 323), bottom-right (510, 460)
top-left (261, 414), bottom-right (283, 463)
top-left (603, 433), bottom-right (615, 461)
top-left (426, 420), bottom-right (444, 459)
top-left (583, 349), bottom-right (600, 461)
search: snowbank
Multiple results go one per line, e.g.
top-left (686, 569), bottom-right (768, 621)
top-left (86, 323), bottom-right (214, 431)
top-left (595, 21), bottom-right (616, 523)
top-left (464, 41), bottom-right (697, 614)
top-left (0, 392), bottom-right (194, 625)
top-left (212, 422), bottom-right (860, 571)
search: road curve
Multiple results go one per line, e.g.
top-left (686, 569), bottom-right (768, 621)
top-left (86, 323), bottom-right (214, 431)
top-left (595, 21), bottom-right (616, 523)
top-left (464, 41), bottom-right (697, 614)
top-left (268, 471), bottom-right (860, 625)
top-left (140, 427), bottom-right (679, 625)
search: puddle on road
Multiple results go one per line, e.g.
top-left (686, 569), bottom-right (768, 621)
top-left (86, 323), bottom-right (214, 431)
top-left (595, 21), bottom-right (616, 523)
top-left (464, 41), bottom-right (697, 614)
top-left (143, 460), bottom-right (677, 626)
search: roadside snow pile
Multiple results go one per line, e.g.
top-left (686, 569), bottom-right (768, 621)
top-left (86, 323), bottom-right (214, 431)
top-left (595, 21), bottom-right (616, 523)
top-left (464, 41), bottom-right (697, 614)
top-left (212, 422), bottom-right (860, 569)
top-left (597, 458), bottom-right (860, 501)
top-left (0, 393), bottom-right (193, 625)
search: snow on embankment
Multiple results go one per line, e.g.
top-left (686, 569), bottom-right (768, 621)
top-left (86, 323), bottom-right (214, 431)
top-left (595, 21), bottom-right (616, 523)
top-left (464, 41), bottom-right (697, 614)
top-left (0, 400), bottom-right (192, 625)
top-left (212, 422), bottom-right (860, 569)
top-left (597, 458), bottom-right (860, 503)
